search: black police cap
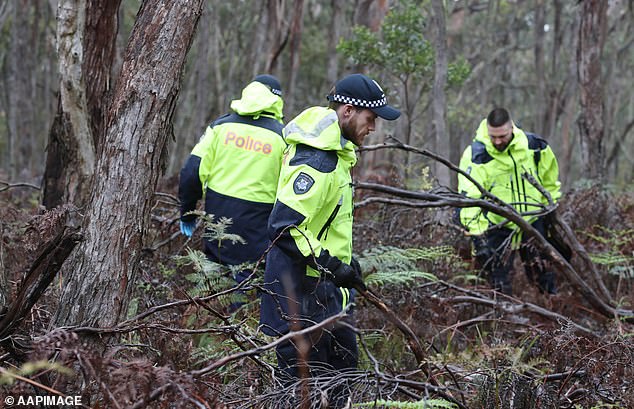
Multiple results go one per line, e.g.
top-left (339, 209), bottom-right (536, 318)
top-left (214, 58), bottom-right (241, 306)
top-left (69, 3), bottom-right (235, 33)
top-left (254, 74), bottom-right (282, 96)
top-left (326, 73), bottom-right (400, 120)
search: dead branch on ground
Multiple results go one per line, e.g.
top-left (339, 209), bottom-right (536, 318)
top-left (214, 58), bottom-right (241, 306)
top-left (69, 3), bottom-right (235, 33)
top-left (356, 140), bottom-right (633, 322)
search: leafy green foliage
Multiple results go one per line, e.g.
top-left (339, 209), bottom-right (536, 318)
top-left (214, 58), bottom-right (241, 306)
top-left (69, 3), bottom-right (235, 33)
top-left (337, 1), bottom-right (470, 86)
top-left (190, 211), bottom-right (246, 248)
top-left (446, 57), bottom-right (471, 87)
top-left (366, 270), bottom-right (437, 287)
top-left (337, 2), bottom-right (434, 80)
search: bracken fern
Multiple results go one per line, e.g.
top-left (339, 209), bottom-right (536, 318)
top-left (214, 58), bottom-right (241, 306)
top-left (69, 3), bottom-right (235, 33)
top-left (353, 398), bottom-right (458, 408)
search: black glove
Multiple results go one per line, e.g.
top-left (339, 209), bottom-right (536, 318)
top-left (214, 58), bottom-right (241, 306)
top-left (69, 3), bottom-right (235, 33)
top-left (349, 256), bottom-right (366, 291)
top-left (472, 235), bottom-right (494, 265)
top-left (312, 250), bottom-right (366, 290)
top-left (330, 263), bottom-right (366, 290)
top-left (350, 257), bottom-right (362, 277)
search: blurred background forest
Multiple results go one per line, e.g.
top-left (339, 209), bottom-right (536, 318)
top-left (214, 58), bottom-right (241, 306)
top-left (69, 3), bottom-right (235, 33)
top-left (0, 0), bottom-right (632, 188)
top-left (1, 1), bottom-right (634, 408)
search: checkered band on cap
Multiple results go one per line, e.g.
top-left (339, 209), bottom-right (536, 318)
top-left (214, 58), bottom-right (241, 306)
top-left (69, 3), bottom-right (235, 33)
top-left (330, 93), bottom-right (387, 108)
top-left (271, 88), bottom-right (282, 96)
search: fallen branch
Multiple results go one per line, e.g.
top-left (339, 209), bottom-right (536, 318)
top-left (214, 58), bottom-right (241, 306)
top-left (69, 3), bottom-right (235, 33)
top-left (354, 181), bottom-right (633, 322)
top-left (447, 295), bottom-right (594, 335)
top-left (0, 227), bottom-right (82, 343)
top-left (357, 288), bottom-right (430, 374)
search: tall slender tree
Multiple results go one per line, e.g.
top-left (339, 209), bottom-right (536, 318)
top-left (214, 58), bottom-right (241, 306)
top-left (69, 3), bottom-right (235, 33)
top-left (577, 0), bottom-right (608, 182)
top-left (431, 0), bottom-right (450, 186)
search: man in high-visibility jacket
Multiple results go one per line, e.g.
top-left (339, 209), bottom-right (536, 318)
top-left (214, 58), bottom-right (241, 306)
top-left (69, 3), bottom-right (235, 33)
top-left (178, 75), bottom-right (285, 285)
top-left (259, 74), bottom-right (400, 403)
top-left (458, 107), bottom-right (561, 295)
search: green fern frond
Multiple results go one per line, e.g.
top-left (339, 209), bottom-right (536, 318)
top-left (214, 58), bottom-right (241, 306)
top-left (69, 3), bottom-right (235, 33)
top-left (176, 247), bottom-right (246, 299)
top-left (192, 336), bottom-right (241, 366)
top-left (201, 215), bottom-right (246, 245)
top-left (365, 270), bottom-right (437, 287)
top-left (359, 245), bottom-right (453, 278)
top-left (0, 360), bottom-right (73, 385)
top-left (590, 252), bottom-right (633, 266)
top-left (608, 265), bottom-right (634, 278)
top-left (354, 398), bottom-right (457, 408)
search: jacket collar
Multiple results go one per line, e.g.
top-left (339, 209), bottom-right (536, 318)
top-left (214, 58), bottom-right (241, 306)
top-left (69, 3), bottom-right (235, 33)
top-left (474, 118), bottom-right (528, 155)
top-left (283, 107), bottom-right (357, 165)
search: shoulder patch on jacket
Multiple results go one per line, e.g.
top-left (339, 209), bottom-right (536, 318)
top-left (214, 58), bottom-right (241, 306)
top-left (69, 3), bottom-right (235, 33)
top-left (293, 172), bottom-right (315, 194)
top-left (471, 141), bottom-right (493, 164)
top-left (289, 144), bottom-right (338, 173)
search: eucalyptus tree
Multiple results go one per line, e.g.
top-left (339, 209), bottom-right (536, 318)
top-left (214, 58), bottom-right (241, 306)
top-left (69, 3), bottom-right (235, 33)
top-left (42, 0), bottom-right (121, 209)
top-left (577, 0), bottom-right (608, 182)
top-left (53, 0), bottom-right (205, 328)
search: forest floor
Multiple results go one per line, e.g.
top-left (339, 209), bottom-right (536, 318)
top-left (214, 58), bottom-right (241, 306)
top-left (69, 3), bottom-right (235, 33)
top-left (1, 181), bottom-right (633, 408)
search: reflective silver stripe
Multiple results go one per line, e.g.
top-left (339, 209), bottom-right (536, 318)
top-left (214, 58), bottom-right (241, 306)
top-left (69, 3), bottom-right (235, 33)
top-left (313, 111), bottom-right (339, 137)
top-left (283, 122), bottom-right (304, 138)
top-left (284, 111), bottom-right (338, 139)
top-left (340, 134), bottom-right (348, 149)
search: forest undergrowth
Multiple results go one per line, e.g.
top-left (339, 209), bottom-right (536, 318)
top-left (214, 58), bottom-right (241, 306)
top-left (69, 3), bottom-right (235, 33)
top-left (1, 181), bottom-right (633, 408)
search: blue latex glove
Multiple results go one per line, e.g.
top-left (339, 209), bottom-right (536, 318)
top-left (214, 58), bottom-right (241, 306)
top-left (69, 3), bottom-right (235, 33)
top-left (180, 220), bottom-right (196, 237)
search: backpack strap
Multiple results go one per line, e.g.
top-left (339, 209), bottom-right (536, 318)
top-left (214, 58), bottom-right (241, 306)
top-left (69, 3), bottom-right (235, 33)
top-left (525, 132), bottom-right (548, 168)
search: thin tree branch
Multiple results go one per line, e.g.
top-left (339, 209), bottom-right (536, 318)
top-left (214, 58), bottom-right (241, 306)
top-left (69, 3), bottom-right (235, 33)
top-left (0, 180), bottom-right (40, 193)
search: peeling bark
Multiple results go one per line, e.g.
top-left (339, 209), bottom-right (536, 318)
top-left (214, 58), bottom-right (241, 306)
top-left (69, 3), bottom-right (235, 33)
top-left (43, 0), bottom-right (121, 209)
top-left (54, 0), bottom-right (205, 328)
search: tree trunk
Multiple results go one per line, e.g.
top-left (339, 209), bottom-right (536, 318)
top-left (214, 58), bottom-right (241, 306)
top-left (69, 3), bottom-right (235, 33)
top-left (431, 0), bottom-right (450, 187)
top-left (53, 0), bottom-right (205, 328)
top-left (533, 0), bottom-right (546, 135)
top-left (543, 0), bottom-right (564, 140)
top-left (266, 0), bottom-right (287, 74)
top-left (169, 4), bottom-right (214, 175)
top-left (577, 0), bottom-right (607, 182)
top-left (42, 0), bottom-right (121, 209)
top-left (353, 0), bottom-right (388, 32)
top-left (7, 0), bottom-right (34, 180)
top-left (326, 0), bottom-right (342, 85)
top-left (250, 1), bottom-right (270, 77)
top-left (286, 0), bottom-right (305, 114)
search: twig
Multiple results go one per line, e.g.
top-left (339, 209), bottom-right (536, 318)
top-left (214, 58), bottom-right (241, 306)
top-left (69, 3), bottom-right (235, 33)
top-left (154, 191), bottom-right (179, 204)
top-left (447, 295), bottom-right (594, 335)
top-left (191, 311), bottom-right (347, 377)
top-left (356, 289), bottom-right (429, 374)
top-left (0, 180), bottom-right (40, 193)
top-left (71, 322), bottom-right (243, 336)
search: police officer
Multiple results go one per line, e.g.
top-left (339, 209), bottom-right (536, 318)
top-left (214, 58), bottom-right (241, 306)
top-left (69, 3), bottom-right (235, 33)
top-left (259, 74), bottom-right (400, 404)
top-left (178, 74), bottom-right (285, 286)
top-left (458, 107), bottom-right (561, 295)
